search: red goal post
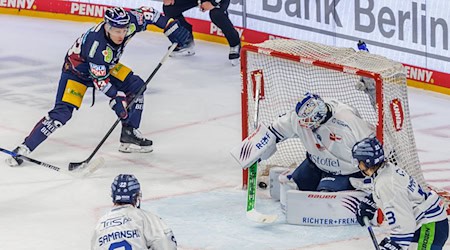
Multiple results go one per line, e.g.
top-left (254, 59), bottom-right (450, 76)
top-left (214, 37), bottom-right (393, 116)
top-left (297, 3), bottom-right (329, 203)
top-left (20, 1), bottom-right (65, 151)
top-left (240, 39), bottom-right (426, 191)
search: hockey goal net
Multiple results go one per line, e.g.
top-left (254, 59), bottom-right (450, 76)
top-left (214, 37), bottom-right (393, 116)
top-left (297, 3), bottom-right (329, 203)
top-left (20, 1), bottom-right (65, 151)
top-left (240, 39), bottom-right (426, 190)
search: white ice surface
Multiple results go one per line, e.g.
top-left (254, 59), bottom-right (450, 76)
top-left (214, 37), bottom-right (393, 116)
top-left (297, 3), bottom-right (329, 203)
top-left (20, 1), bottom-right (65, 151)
top-left (0, 15), bottom-right (449, 250)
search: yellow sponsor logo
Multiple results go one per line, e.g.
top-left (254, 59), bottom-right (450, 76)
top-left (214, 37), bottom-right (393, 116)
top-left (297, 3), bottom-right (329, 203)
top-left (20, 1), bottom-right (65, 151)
top-left (62, 79), bottom-right (87, 108)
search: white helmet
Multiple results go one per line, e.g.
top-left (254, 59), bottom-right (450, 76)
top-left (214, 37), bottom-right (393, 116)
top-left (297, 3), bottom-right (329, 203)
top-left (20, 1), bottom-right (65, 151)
top-left (295, 92), bottom-right (327, 129)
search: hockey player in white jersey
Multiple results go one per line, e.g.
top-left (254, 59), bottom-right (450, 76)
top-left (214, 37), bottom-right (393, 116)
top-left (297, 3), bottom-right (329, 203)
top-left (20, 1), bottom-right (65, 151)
top-left (232, 92), bottom-right (375, 191)
top-left (91, 174), bottom-right (177, 250)
top-left (352, 137), bottom-right (449, 250)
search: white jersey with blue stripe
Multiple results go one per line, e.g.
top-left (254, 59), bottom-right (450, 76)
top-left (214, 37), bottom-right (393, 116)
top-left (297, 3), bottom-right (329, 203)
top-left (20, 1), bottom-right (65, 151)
top-left (269, 99), bottom-right (375, 175)
top-left (91, 204), bottom-right (177, 250)
top-left (373, 162), bottom-right (447, 249)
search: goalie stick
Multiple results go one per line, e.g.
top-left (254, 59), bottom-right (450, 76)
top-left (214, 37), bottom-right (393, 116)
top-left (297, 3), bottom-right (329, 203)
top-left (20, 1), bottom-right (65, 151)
top-left (0, 147), bottom-right (103, 177)
top-left (68, 43), bottom-right (178, 171)
top-left (364, 217), bottom-right (381, 250)
top-left (246, 72), bottom-right (278, 224)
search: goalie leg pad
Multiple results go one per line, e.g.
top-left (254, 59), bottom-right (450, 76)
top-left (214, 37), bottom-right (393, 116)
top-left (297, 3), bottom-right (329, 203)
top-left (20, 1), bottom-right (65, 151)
top-left (230, 123), bottom-right (277, 169)
top-left (286, 190), bottom-right (367, 226)
top-left (269, 167), bottom-right (288, 200)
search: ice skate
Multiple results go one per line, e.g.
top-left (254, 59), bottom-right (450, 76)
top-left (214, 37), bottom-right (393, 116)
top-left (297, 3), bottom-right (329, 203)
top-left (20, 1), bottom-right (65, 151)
top-left (169, 38), bottom-right (195, 57)
top-left (5, 144), bottom-right (30, 167)
top-left (229, 44), bottom-right (241, 66)
top-left (119, 127), bottom-right (153, 153)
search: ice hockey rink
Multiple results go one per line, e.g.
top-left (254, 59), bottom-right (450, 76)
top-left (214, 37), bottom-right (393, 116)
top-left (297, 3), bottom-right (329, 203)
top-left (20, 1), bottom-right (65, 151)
top-left (1, 15), bottom-right (450, 250)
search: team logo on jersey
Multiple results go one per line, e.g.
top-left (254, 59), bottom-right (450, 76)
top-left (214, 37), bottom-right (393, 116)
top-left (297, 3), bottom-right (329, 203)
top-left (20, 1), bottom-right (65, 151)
top-left (102, 46), bottom-right (113, 63)
top-left (309, 154), bottom-right (340, 167)
top-left (329, 133), bottom-right (342, 142)
top-left (89, 63), bottom-right (107, 77)
top-left (239, 141), bottom-right (253, 161)
top-left (390, 98), bottom-right (404, 131)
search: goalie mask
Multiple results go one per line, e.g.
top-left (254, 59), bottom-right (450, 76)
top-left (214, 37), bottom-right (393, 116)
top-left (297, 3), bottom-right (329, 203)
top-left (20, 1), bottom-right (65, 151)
top-left (295, 92), bottom-right (327, 129)
top-left (111, 174), bottom-right (142, 206)
top-left (352, 137), bottom-right (385, 169)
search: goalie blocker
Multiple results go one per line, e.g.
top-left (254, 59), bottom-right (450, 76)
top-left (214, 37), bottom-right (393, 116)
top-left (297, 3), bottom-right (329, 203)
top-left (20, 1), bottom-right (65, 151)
top-left (230, 123), bottom-right (277, 169)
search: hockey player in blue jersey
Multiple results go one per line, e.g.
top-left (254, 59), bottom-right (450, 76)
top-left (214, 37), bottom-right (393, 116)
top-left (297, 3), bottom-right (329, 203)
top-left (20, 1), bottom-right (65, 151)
top-left (352, 137), bottom-right (449, 250)
top-left (6, 6), bottom-right (191, 167)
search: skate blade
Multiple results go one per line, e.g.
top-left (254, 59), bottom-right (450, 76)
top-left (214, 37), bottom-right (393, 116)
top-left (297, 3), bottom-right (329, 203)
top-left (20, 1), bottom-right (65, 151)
top-left (169, 49), bottom-right (195, 57)
top-left (230, 58), bottom-right (240, 66)
top-left (119, 143), bottom-right (153, 153)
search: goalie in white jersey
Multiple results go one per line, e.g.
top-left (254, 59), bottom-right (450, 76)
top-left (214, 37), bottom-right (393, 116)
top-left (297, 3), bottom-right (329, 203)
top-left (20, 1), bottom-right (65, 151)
top-left (91, 174), bottom-right (177, 250)
top-left (232, 92), bottom-right (375, 191)
top-left (352, 137), bottom-right (448, 250)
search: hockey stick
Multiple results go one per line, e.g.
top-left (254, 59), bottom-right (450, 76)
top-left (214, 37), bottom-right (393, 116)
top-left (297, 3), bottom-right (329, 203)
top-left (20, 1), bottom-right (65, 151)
top-left (246, 72), bottom-right (278, 223)
top-left (364, 217), bottom-right (381, 250)
top-left (0, 147), bottom-right (103, 177)
top-left (68, 43), bottom-right (178, 171)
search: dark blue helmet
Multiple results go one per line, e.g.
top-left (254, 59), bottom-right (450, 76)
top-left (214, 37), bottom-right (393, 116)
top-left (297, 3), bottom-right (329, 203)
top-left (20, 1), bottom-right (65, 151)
top-left (295, 92), bottom-right (327, 129)
top-left (104, 7), bottom-right (130, 28)
top-left (111, 174), bottom-right (141, 204)
top-left (352, 137), bottom-right (385, 168)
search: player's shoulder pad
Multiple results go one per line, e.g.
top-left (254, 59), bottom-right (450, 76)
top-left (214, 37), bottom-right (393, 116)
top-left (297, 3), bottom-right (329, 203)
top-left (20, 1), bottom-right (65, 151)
top-left (82, 34), bottom-right (108, 60)
top-left (373, 164), bottom-right (400, 198)
top-left (81, 24), bottom-right (106, 46)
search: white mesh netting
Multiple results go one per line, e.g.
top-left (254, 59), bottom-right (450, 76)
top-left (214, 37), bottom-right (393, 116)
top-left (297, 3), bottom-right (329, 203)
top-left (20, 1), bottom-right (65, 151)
top-left (242, 39), bottom-right (425, 187)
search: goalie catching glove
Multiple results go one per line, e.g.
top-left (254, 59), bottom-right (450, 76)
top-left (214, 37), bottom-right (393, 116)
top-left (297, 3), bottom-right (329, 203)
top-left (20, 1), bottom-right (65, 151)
top-left (230, 123), bottom-right (277, 169)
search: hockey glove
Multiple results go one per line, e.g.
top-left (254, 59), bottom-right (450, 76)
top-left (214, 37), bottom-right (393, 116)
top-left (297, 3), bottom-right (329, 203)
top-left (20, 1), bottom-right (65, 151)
top-left (356, 193), bottom-right (377, 226)
top-left (164, 19), bottom-right (191, 48)
top-left (109, 91), bottom-right (128, 119)
top-left (379, 238), bottom-right (402, 250)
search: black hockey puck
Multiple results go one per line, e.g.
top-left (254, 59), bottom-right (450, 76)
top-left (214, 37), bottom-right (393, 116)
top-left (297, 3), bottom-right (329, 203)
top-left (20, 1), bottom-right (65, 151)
top-left (258, 181), bottom-right (268, 189)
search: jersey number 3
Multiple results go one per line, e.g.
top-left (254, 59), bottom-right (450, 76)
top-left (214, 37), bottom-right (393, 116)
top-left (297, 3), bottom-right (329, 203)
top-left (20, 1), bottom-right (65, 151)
top-left (385, 211), bottom-right (397, 225)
